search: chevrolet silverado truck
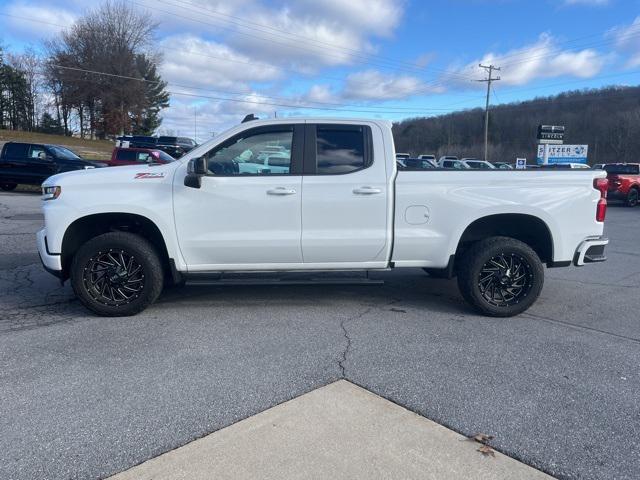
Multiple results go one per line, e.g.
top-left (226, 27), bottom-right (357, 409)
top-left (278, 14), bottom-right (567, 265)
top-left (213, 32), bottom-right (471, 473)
top-left (37, 118), bottom-right (609, 317)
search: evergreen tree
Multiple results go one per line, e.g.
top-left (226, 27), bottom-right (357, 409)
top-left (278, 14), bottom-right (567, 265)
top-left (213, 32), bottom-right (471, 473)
top-left (38, 111), bottom-right (64, 134)
top-left (130, 54), bottom-right (169, 135)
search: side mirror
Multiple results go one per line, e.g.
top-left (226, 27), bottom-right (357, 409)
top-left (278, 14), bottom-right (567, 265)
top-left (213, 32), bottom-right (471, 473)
top-left (184, 156), bottom-right (207, 188)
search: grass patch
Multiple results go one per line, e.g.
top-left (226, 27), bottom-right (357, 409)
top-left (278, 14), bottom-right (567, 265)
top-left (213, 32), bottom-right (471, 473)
top-left (0, 129), bottom-right (114, 160)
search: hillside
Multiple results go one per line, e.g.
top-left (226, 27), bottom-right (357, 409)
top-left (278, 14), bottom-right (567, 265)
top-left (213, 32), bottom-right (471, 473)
top-left (0, 130), bottom-right (114, 160)
top-left (393, 85), bottom-right (640, 165)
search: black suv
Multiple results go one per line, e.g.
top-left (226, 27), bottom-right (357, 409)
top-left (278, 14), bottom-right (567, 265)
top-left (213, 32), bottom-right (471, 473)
top-left (156, 136), bottom-right (197, 158)
top-left (0, 142), bottom-right (104, 190)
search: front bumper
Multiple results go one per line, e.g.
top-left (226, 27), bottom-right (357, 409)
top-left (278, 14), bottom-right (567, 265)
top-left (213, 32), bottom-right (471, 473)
top-left (607, 190), bottom-right (626, 201)
top-left (573, 236), bottom-right (609, 266)
top-left (37, 228), bottom-right (62, 275)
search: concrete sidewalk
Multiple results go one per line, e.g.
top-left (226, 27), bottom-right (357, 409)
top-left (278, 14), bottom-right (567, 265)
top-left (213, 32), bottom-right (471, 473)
top-left (110, 380), bottom-right (553, 480)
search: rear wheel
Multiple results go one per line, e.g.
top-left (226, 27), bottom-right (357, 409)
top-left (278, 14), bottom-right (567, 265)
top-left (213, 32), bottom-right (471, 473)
top-left (626, 188), bottom-right (639, 207)
top-left (0, 183), bottom-right (17, 191)
top-left (457, 236), bottom-right (544, 317)
top-left (70, 232), bottom-right (164, 316)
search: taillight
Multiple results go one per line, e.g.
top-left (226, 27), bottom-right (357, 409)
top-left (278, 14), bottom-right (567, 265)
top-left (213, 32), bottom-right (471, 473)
top-left (594, 178), bottom-right (608, 222)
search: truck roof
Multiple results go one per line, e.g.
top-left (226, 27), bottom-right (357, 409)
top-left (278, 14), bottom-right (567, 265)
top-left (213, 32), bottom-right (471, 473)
top-left (235, 117), bottom-right (393, 128)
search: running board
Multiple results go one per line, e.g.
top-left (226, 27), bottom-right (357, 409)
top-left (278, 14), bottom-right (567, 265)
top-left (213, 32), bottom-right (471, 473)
top-left (184, 272), bottom-right (384, 286)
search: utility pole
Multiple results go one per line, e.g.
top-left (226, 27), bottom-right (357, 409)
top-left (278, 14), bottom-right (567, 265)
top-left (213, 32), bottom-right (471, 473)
top-left (477, 64), bottom-right (500, 162)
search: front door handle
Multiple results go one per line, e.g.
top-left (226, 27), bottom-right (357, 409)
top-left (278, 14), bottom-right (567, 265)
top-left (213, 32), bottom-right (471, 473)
top-left (267, 187), bottom-right (297, 196)
top-left (353, 186), bottom-right (383, 195)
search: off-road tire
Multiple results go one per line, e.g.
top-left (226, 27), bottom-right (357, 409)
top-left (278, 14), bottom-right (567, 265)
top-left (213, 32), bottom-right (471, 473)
top-left (70, 232), bottom-right (164, 316)
top-left (457, 236), bottom-right (544, 317)
top-left (626, 188), bottom-right (639, 207)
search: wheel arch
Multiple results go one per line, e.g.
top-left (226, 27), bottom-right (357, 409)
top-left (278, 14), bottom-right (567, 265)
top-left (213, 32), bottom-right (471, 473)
top-left (455, 213), bottom-right (554, 266)
top-left (60, 212), bottom-right (173, 281)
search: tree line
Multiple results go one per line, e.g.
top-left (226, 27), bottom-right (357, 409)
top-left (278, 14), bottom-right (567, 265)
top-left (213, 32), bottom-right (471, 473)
top-left (0, 0), bottom-right (169, 139)
top-left (393, 85), bottom-right (640, 165)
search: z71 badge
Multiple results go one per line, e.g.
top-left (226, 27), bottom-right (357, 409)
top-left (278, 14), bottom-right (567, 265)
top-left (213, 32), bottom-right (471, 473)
top-left (134, 172), bottom-right (166, 179)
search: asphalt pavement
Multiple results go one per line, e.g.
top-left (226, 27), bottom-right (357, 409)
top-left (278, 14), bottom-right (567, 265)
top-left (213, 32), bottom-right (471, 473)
top-left (0, 189), bottom-right (638, 480)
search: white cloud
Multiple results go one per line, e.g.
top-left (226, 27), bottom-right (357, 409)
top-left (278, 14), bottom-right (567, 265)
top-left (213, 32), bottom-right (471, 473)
top-left (5, 2), bottom-right (76, 39)
top-left (342, 70), bottom-right (437, 100)
top-left (446, 34), bottom-right (605, 88)
top-left (608, 16), bottom-right (640, 68)
top-left (158, 34), bottom-right (281, 92)
top-left (292, 0), bottom-right (404, 37)
top-left (144, 0), bottom-right (405, 70)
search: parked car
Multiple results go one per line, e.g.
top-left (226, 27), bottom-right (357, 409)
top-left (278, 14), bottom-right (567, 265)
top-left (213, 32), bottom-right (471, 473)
top-left (491, 162), bottom-right (513, 169)
top-left (115, 135), bottom-right (158, 149)
top-left (397, 158), bottom-right (436, 171)
top-left (539, 163), bottom-right (591, 169)
top-left (593, 164), bottom-right (605, 170)
top-left (38, 117), bottom-right (608, 318)
top-left (439, 158), bottom-right (469, 169)
top-left (439, 155), bottom-right (458, 163)
top-left (0, 142), bottom-right (105, 190)
top-left (461, 159), bottom-right (495, 169)
top-left (108, 147), bottom-right (176, 167)
top-left (395, 153), bottom-right (410, 160)
top-left (603, 163), bottom-right (640, 207)
top-left (156, 136), bottom-right (197, 158)
top-left (418, 154), bottom-right (436, 162)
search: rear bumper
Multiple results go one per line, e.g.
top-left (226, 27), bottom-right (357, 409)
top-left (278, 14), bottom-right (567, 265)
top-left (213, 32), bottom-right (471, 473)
top-left (37, 228), bottom-right (62, 275)
top-left (573, 236), bottom-right (608, 266)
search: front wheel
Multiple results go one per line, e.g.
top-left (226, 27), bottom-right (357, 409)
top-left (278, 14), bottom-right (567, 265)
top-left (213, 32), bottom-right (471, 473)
top-left (457, 236), bottom-right (544, 317)
top-left (0, 183), bottom-right (17, 191)
top-left (70, 232), bottom-right (164, 316)
top-left (626, 188), bottom-right (639, 207)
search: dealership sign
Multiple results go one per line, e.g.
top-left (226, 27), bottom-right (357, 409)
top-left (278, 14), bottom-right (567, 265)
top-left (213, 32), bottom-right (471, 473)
top-left (537, 144), bottom-right (588, 164)
top-left (537, 125), bottom-right (565, 144)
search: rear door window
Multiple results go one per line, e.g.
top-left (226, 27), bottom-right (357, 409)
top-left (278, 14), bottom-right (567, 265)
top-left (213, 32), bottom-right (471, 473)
top-left (315, 125), bottom-right (370, 175)
top-left (3, 143), bottom-right (29, 158)
top-left (116, 150), bottom-right (137, 162)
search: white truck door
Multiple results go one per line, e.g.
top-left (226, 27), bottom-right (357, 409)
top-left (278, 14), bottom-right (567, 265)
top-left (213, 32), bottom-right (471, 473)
top-left (174, 124), bottom-right (304, 268)
top-left (301, 123), bottom-right (389, 264)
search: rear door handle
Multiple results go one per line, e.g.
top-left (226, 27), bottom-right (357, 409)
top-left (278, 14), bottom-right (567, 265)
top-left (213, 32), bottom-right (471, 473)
top-left (353, 186), bottom-right (383, 195)
top-left (267, 187), bottom-right (297, 195)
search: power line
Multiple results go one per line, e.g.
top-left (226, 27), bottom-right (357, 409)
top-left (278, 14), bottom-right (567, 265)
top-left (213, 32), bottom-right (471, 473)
top-left (45, 64), bottom-right (455, 113)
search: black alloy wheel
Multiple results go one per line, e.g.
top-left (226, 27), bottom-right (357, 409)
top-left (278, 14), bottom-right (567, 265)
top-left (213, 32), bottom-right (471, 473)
top-left (477, 253), bottom-right (533, 307)
top-left (457, 236), bottom-right (544, 317)
top-left (82, 249), bottom-right (145, 306)
top-left (71, 232), bottom-right (164, 316)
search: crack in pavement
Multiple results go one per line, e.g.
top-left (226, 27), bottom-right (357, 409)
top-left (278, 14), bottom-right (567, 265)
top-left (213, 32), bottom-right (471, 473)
top-left (338, 307), bottom-right (371, 378)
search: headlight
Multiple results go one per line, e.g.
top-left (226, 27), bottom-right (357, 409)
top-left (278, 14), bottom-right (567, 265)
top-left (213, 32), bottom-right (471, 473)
top-left (42, 186), bottom-right (61, 201)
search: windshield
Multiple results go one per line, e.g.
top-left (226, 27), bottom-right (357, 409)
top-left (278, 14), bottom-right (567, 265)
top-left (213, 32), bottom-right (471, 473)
top-left (157, 150), bottom-right (176, 162)
top-left (48, 145), bottom-right (82, 160)
top-left (604, 164), bottom-right (639, 174)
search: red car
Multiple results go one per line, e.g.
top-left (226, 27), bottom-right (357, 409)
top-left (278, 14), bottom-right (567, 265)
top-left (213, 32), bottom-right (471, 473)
top-left (108, 147), bottom-right (175, 167)
top-left (604, 163), bottom-right (640, 207)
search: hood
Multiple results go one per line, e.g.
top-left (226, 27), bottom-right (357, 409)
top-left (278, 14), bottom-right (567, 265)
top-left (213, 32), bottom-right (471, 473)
top-left (42, 162), bottom-right (178, 187)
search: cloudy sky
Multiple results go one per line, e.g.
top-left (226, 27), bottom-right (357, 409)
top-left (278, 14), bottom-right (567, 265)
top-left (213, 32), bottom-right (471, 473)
top-left (1, 0), bottom-right (639, 140)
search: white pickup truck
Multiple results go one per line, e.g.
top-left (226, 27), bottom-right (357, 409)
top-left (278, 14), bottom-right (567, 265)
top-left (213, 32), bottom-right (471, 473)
top-left (37, 118), bottom-right (609, 317)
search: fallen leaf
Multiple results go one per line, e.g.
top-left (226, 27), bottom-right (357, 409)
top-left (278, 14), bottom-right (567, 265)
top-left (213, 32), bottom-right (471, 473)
top-left (477, 445), bottom-right (495, 457)
top-left (467, 433), bottom-right (495, 444)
